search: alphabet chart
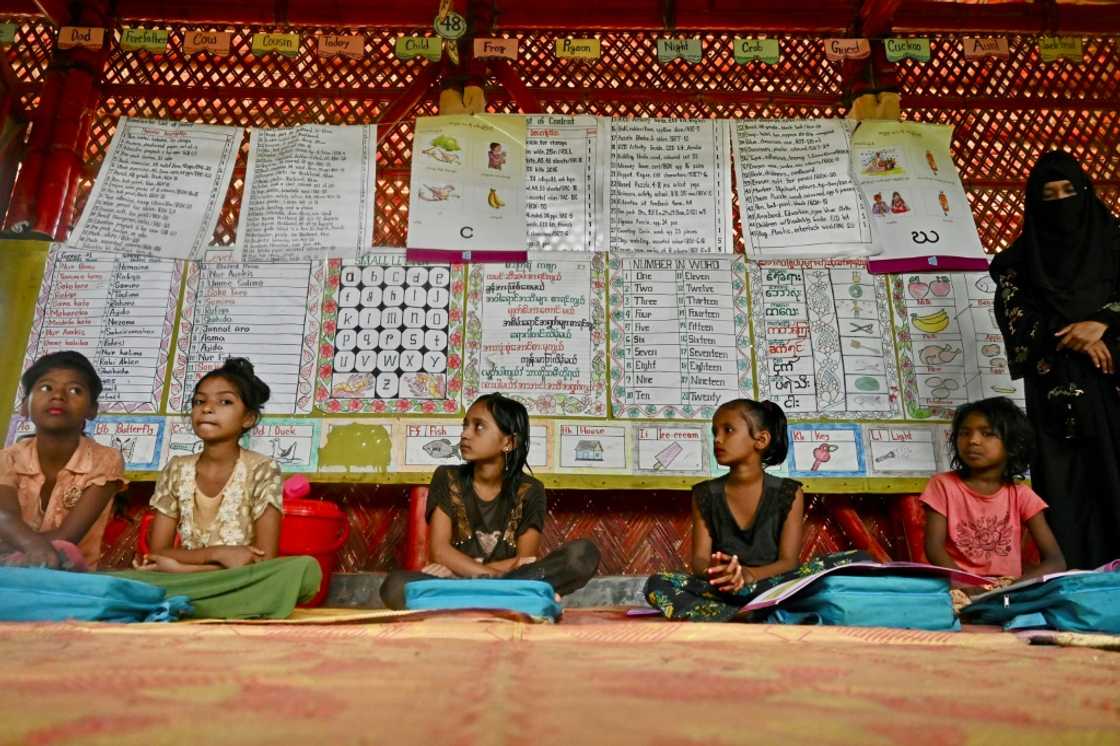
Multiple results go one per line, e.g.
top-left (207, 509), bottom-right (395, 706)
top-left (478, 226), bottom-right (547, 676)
top-left (891, 271), bottom-right (1024, 419)
top-left (749, 259), bottom-right (900, 420)
top-left (315, 250), bottom-right (465, 415)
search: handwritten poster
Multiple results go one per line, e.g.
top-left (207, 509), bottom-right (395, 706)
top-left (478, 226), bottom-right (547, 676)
top-left (891, 271), bottom-right (1024, 419)
top-left (733, 119), bottom-right (876, 259)
top-left (399, 421), bottom-right (549, 470)
top-left (607, 119), bottom-right (732, 254)
top-left (5, 416), bottom-right (164, 471)
top-left (88, 416), bottom-right (165, 471)
top-left (162, 417), bottom-right (205, 464)
top-left (68, 117), bottom-right (240, 259)
top-left (558, 422), bottom-right (628, 471)
top-left (634, 424), bottom-right (708, 475)
top-left (407, 114), bottom-right (528, 262)
top-left (851, 120), bottom-right (988, 273)
top-left (19, 247), bottom-right (181, 413)
top-left (609, 253), bottom-right (752, 419)
top-left (864, 425), bottom-right (939, 476)
top-left (526, 115), bottom-right (606, 252)
top-left (235, 124), bottom-right (377, 261)
top-left (170, 261), bottom-right (322, 414)
top-left (314, 250), bottom-right (465, 415)
top-left (246, 418), bottom-right (320, 472)
top-left (786, 424), bottom-right (865, 477)
top-left (464, 253), bottom-right (608, 416)
top-left (750, 259), bottom-right (901, 420)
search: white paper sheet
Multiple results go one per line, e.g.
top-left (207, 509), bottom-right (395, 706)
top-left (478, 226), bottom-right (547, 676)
top-left (235, 124), bottom-right (377, 261)
top-left (607, 118), bottom-right (732, 254)
top-left (68, 117), bottom-right (240, 259)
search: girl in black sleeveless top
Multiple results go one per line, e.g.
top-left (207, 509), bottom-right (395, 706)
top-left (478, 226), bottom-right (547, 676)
top-left (645, 399), bottom-right (863, 621)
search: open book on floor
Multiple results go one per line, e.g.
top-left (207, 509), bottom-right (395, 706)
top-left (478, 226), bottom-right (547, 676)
top-left (739, 561), bottom-right (991, 614)
top-left (967, 559), bottom-right (1120, 604)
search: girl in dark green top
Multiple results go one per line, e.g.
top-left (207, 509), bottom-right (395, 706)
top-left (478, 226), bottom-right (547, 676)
top-left (381, 393), bottom-right (599, 609)
top-left (646, 399), bottom-right (862, 622)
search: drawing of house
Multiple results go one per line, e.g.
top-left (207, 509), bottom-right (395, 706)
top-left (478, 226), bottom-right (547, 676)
top-left (574, 440), bottom-right (604, 461)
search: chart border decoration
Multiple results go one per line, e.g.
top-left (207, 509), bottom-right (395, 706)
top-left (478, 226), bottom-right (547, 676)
top-left (14, 245), bottom-right (63, 408)
top-left (167, 260), bottom-right (202, 412)
top-left (313, 257), bottom-right (466, 416)
top-left (890, 273), bottom-right (944, 420)
top-left (296, 261), bottom-right (325, 413)
top-left (607, 254), bottom-right (753, 420)
top-left (18, 247), bottom-right (182, 414)
top-left (463, 252), bottom-right (608, 417)
top-left (749, 258), bottom-right (902, 422)
top-left (147, 258), bottom-right (184, 414)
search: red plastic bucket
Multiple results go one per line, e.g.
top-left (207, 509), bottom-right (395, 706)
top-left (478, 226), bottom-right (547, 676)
top-left (280, 478), bottom-right (349, 607)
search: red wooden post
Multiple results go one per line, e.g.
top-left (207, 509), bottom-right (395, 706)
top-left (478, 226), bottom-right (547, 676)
top-left (3, 66), bottom-right (63, 231)
top-left (405, 486), bottom-right (430, 571)
top-left (829, 496), bottom-right (892, 563)
top-left (893, 494), bottom-right (929, 563)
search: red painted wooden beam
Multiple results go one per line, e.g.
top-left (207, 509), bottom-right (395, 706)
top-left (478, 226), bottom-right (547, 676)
top-left (829, 497), bottom-right (892, 563)
top-left (375, 61), bottom-right (443, 126)
top-left (32, 0), bottom-right (67, 26)
top-left (487, 60), bottom-right (541, 114)
top-left (892, 495), bottom-right (929, 564)
top-left (405, 486), bottom-right (429, 571)
top-left (893, 1), bottom-right (1120, 35)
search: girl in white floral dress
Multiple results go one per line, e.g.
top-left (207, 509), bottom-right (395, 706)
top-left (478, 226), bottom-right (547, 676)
top-left (138, 358), bottom-right (284, 573)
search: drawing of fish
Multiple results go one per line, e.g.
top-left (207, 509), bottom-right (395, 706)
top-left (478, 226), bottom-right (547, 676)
top-left (422, 438), bottom-right (461, 460)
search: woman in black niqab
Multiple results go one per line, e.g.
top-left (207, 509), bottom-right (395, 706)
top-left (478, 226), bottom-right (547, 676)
top-left (990, 150), bottom-right (1120, 569)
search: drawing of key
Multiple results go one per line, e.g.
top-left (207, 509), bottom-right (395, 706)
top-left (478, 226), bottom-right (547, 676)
top-left (652, 441), bottom-right (683, 471)
top-left (849, 321), bottom-right (874, 335)
top-left (874, 450), bottom-right (896, 463)
top-left (810, 443), bottom-right (838, 471)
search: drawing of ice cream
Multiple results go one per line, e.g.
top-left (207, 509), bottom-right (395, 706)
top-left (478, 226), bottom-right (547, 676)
top-left (652, 441), bottom-right (683, 471)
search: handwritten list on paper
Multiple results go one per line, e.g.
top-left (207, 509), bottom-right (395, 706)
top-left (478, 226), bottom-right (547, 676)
top-left (526, 115), bottom-right (606, 252)
top-left (733, 119), bottom-right (875, 259)
top-left (464, 253), bottom-right (607, 416)
top-left (170, 262), bottom-right (322, 414)
top-left (236, 124), bottom-right (377, 261)
top-left (892, 272), bottom-right (1024, 419)
top-left (607, 119), bottom-right (732, 254)
top-left (609, 254), bottom-right (752, 420)
top-left (750, 259), bottom-right (901, 420)
top-left (68, 117), bottom-right (240, 259)
top-left (19, 247), bottom-right (181, 413)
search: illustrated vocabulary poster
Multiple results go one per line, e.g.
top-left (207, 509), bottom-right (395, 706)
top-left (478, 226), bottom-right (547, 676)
top-left (749, 259), bottom-right (901, 420)
top-left (852, 121), bottom-right (988, 273)
top-left (892, 271), bottom-right (1024, 419)
top-left (407, 114), bottom-right (528, 262)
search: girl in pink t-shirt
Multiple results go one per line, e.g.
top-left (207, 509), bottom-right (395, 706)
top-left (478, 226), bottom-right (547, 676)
top-left (922, 397), bottom-right (1066, 583)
